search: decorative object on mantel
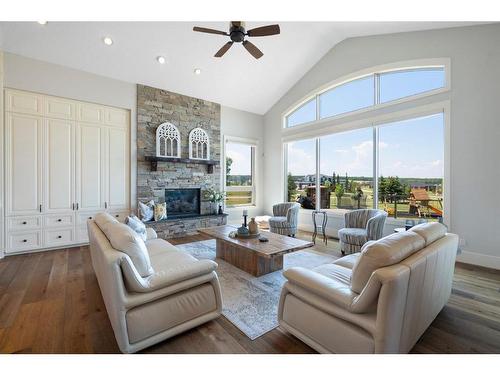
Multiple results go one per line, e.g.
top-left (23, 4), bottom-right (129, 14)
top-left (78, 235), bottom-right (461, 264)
top-left (156, 122), bottom-right (181, 158)
top-left (189, 127), bottom-right (210, 160)
top-left (205, 188), bottom-right (226, 214)
top-left (144, 156), bottom-right (218, 173)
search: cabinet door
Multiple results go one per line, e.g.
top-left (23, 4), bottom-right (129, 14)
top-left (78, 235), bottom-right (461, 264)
top-left (106, 127), bottom-right (129, 210)
top-left (44, 118), bottom-right (75, 213)
top-left (75, 123), bottom-right (104, 211)
top-left (5, 113), bottom-right (42, 215)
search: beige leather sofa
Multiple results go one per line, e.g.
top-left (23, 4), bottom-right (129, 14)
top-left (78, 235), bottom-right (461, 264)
top-left (87, 213), bottom-right (222, 353)
top-left (278, 222), bottom-right (458, 353)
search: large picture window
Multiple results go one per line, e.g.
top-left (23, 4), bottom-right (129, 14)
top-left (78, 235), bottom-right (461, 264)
top-left (284, 112), bottom-right (445, 221)
top-left (225, 140), bottom-right (256, 207)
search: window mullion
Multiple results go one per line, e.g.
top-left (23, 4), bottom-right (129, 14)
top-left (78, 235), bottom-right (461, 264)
top-left (315, 137), bottom-right (321, 210)
top-left (375, 73), bottom-right (380, 105)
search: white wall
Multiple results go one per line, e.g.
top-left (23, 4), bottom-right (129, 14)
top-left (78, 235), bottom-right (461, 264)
top-left (263, 23), bottom-right (500, 269)
top-left (3, 52), bottom-right (138, 210)
top-left (221, 106), bottom-right (265, 223)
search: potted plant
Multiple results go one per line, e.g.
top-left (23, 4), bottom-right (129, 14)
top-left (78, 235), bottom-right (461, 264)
top-left (205, 188), bottom-right (226, 214)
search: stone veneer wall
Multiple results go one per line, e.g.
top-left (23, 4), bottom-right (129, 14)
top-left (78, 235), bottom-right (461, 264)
top-left (137, 84), bottom-right (224, 237)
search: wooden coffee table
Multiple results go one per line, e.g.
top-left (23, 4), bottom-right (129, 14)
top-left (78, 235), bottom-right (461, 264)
top-left (198, 225), bottom-right (314, 276)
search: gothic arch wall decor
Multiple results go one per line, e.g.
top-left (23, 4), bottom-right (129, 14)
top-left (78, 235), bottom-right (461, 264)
top-left (156, 122), bottom-right (181, 158)
top-left (189, 127), bottom-right (210, 160)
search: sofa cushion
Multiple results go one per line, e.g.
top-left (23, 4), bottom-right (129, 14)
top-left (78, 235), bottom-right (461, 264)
top-left (121, 238), bottom-right (218, 293)
top-left (334, 253), bottom-right (361, 270)
top-left (95, 215), bottom-right (154, 277)
top-left (338, 228), bottom-right (368, 246)
top-left (409, 222), bottom-right (447, 246)
top-left (95, 212), bottom-right (118, 229)
top-left (350, 231), bottom-right (426, 293)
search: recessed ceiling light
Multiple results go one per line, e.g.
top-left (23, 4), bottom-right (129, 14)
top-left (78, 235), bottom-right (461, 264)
top-left (194, 68), bottom-right (201, 75)
top-left (157, 56), bottom-right (166, 64)
top-left (103, 37), bottom-right (113, 46)
top-left (37, 21), bottom-right (48, 25)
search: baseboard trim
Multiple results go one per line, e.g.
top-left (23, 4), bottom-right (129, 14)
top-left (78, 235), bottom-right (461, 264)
top-left (456, 250), bottom-right (500, 270)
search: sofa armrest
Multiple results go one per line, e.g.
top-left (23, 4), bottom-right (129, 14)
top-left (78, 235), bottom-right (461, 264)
top-left (145, 227), bottom-right (157, 240)
top-left (122, 257), bottom-right (218, 293)
top-left (283, 267), bottom-right (356, 310)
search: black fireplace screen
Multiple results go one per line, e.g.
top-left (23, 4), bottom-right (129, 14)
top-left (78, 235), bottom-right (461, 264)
top-left (164, 188), bottom-right (201, 218)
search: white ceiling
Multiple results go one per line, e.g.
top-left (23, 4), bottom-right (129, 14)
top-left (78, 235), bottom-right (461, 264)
top-left (0, 21), bottom-right (481, 114)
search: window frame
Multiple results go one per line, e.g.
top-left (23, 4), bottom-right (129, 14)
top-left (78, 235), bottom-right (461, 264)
top-left (282, 58), bottom-right (450, 130)
top-left (223, 135), bottom-right (258, 208)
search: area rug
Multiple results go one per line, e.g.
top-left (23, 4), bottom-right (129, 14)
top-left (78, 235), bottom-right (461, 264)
top-left (177, 239), bottom-right (337, 340)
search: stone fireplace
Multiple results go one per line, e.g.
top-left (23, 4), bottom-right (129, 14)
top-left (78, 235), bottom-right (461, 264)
top-left (136, 84), bottom-right (227, 238)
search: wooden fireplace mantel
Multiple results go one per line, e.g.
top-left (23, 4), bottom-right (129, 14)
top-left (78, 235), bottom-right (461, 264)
top-left (144, 156), bottom-right (219, 173)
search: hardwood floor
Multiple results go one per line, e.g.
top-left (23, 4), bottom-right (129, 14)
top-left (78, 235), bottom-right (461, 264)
top-left (0, 232), bottom-right (499, 354)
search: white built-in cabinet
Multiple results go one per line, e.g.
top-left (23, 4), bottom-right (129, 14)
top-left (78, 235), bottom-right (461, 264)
top-left (4, 89), bottom-right (130, 254)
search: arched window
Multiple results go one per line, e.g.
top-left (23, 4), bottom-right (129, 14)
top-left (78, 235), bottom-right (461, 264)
top-left (156, 122), bottom-right (181, 158)
top-left (285, 65), bottom-right (446, 128)
top-left (189, 127), bottom-right (210, 160)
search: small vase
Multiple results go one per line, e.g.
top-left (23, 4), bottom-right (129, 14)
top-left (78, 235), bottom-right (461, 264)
top-left (218, 204), bottom-right (223, 215)
top-left (248, 217), bottom-right (259, 235)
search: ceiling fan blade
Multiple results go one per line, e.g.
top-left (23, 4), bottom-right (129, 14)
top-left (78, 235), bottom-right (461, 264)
top-left (246, 24), bottom-right (280, 37)
top-left (193, 26), bottom-right (228, 36)
top-left (214, 41), bottom-right (234, 57)
top-left (242, 40), bottom-right (264, 59)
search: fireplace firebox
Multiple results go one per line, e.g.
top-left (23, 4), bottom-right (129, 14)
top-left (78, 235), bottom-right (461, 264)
top-left (164, 188), bottom-right (201, 218)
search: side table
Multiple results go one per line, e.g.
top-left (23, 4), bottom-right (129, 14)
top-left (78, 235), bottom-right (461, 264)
top-left (312, 210), bottom-right (328, 245)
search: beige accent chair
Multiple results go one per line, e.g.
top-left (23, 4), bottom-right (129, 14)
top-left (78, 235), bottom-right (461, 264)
top-left (278, 222), bottom-right (458, 353)
top-left (88, 212), bottom-right (222, 353)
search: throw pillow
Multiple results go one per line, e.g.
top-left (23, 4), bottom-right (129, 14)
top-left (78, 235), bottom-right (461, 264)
top-left (154, 202), bottom-right (167, 221)
top-left (138, 200), bottom-right (154, 222)
top-left (126, 215), bottom-right (147, 242)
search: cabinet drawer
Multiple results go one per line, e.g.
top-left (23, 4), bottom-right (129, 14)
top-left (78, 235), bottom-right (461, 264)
top-left (108, 211), bottom-right (129, 223)
top-left (7, 216), bottom-right (42, 231)
top-left (44, 228), bottom-right (74, 247)
top-left (76, 227), bottom-right (89, 243)
top-left (76, 211), bottom-right (102, 226)
top-left (44, 214), bottom-right (74, 227)
top-left (7, 231), bottom-right (42, 253)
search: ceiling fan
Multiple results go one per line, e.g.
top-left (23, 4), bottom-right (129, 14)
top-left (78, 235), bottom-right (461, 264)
top-left (193, 21), bottom-right (280, 59)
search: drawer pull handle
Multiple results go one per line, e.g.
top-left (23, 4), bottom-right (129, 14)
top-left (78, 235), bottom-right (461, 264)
top-left (22, 239), bottom-right (27, 243)
top-left (22, 221), bottom-right (27, 225)
top-left (88, 216), bottom-right (93, 220)
top-left (115, 215), bottom-right (119, 218)
top-left (57, 235), bottom-right (62, 239)
top-left (57, 219), bottom-right (62, 222)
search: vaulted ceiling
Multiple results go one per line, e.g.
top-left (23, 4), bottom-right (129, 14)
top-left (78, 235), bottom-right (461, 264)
top-left (0, 22), bottom-right (479, 114)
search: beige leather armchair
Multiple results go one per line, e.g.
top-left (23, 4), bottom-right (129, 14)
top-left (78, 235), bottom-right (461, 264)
top-left (278, 222), bottom-right (458, 353)
top-left (88, 213), bottom-right (222, 353)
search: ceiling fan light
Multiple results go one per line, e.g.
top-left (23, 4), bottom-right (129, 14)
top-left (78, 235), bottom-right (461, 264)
top-left (194, 68), bottom-right (202, 75)
top-left (157, 56), bottom-right (166, 64)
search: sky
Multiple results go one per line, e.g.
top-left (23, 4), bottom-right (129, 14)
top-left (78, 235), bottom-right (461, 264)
top-left (288, 113), bottom-right (444, 178)
top-left (286, 68), bottom-right (445, 179)
top-left (226, 142), bottom-right (252, 175)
